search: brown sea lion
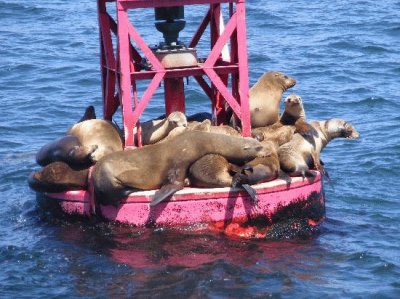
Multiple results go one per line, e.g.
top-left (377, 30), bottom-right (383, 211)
top-left (278, 118), bottom-right (360, 177)
top-left (251, 125), bottom-right (295, 145)
top-left (249, 71), bottom-right (296, 128)
top-left (232, 126), bottom-right (295, 190)
top-left (92, 131), bottom-right (271, 206)
top-left (36, 106), bottom-right (123, 166)
top-left (251, 93), bottom-right (310, 142)
top-left (67, 119), bottom-right (123, 162)
top-left (188, 119), bottom-right (241, 136)
top-left (279, 94), bottom-right (312, 135)
top-left (137, 111), bottom-right (187, 145)
top-left (28, 162), bottom-right (89, 193)
top-left (188, 154), bottom-right (240, 188)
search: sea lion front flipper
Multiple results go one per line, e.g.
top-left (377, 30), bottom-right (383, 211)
top-left (319, 159), bottom-right (331, 181)
top-left (294, 119), bottom-right (313, 136)
top-left (241, 183), bottom-right (258, 204)
top-left (150, 183), bottom-right (183, 206)
top-left (278, 170), bottom-right (292, 187)
top-left (150, 165), bottom-right (185, 206)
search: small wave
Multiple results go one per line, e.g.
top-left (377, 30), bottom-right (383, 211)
top-left (362, 45), bottom-right (391, 54)
top-left (354, 96), bottom-right (395, 106)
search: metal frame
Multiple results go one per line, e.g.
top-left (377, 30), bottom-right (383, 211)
top-left (97, 0), bottom-right (250, 147)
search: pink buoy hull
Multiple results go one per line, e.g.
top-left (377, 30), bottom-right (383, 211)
top-left (45, 172), bottom-right (325, 227)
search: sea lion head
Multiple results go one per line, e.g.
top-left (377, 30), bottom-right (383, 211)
top-left (241, 137), bottom-right (272, 158)
top-left (323, 118), bottom-right (360, 139)
top-left (167, 111), bottom-right (188, 129)
top-left (263, 71), bottom-right (297, 91)
top-left (284, 94), bottom-right (305, 117)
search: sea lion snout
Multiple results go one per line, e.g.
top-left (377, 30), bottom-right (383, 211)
top-left (256, 144), bottom-right (273, 158)
top-left (346, 125), bottom-right (360, 139)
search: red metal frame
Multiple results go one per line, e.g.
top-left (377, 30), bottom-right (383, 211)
top-left (97, 0), bottom-right (250, 147)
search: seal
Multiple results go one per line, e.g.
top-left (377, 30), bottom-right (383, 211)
top-left (232, 126), bottom-right (294, 190)
top-left (251, 93), bottom-right (310, 142)
top-left (251, 124), bottom-right (295, 145)
top-left (36, 105), bottom-right (123, 166)
top-left (92, 131), bottom-right (271, 206)
top-left (137, 111), bottom-right (187, 145)
top-left (189, 119), bottom-right (241, 136)
top-left (248, 71), bottom-right (296, 128)
top-left (278, 118), bottom-right (360, 177)
top-left (35, 135), bottom-right (97, 167)
top-left (188, 154), bottom-right (240, 188)
top-left (67, 118), bottom-right (123, 162)
top-left (28, 161), bottom-right (89, 193)
top-left (279, 94), bottom-right (312, 135)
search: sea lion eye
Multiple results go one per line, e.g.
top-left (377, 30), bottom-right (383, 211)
top-left (284, 75), bottom-right (288, 79)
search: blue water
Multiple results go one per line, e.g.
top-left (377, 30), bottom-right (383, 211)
top-left (1, 0), bottom-right (400, 297)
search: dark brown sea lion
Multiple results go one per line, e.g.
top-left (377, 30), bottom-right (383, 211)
top-left (137, 111), bottom-right (187, 145)
top-left (92, 131), bottom-right (271, 206)
top-left (249, 71), bottom-right (296, 128)
top-left (278, 118), bottom-right (360, 177)
top-left (28, 162), bottom-right (89, 193)
top-left (35, 135), bottom-right (97, 167)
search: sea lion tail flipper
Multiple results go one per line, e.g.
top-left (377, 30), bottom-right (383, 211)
top-left (241, 183), bottom-right (258, 204)
top-left (78, 105), bottom-right (96, 123)
top-left (150, 183), bottom-right (183, 206)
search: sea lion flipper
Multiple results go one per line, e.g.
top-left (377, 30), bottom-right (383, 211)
top-left (78, 105), bottom-right (96, 123)
top-left (278, 170), bottom-right (292, 187)
top-left (294, 119), bottom-right (313, 136)
top-left (150, 183), bottom-right (183, 206)
top-left (241, 183), bottom-right (257, 204)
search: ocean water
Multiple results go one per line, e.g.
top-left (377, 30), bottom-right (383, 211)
top-left (1, 0), bottom-right (400, 297)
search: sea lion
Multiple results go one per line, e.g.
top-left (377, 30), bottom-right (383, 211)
top-left (188, 119), bottom-right (241, 136)
top-left (28, 162), bottom-right (89, 193)
top-left (279, 94), bottom-right (312, 135)
top-left (92, 131), bottom-right (271, 206)
top-left (252, 125), bottom-right (295, 144)
top-left (136, 111), bottom-right (187, 145)
top-left (188, 154), bottom-right (240, 188)
top-left (249, 71), bottom-right (296, 128)
top-left (36, 105), bottom-right (123, 166)
top-left (278, 118), bottom-right (360, 177)
top-left (251, 93), bottom-right (310, 141)
top-left (232, 126), bottom-right (294, 190)
top-left (67, 119), bottom-right (123, 162)
top-left (35, 135), bottom-right (97, 167)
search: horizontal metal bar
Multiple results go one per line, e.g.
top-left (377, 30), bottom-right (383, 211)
top-left (102, 63), bottom-right (239, 79)
top-left (118, 0), bottom-right (236, 9)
